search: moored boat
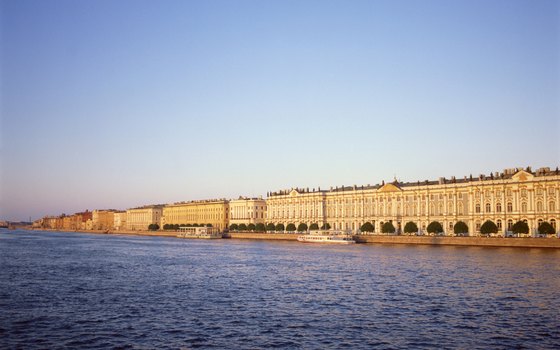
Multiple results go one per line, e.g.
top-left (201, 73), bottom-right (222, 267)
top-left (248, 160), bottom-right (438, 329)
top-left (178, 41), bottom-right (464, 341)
top-left (177, 227), bottom-right (222, 239)
top-left (297, 230), bottom-right (356, 244)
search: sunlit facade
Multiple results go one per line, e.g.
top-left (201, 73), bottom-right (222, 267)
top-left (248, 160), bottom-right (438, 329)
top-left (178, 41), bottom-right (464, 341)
top-left (113, 211), bottom-right (127, 231)
top-left (162, 200), bottom-right (229, 230)
top-left (126, 206), bottom-right (163, 231)
top-left (266, 167), bottom-right (560, 235)
top-left (92, 210), bottom-right (115, 231)
top-left (229, 197), bottom-right (267, 227)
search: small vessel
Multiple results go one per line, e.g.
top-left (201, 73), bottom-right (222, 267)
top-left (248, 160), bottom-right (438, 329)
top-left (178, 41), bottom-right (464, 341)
top-left (297, 230), bottom-right (356, 244)
top-left (177, 227), bottom-right (222, 239)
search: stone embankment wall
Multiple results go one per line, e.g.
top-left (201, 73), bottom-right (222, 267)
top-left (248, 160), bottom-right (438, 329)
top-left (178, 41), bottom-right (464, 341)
top-left (32, 229), bottom-right (560, 248)
top-left (38, 228), bottom-right (178, 238)
top-left (228, 232), bottom-right (299, 241)
top-left (354, 235), bottom-right (560, 248)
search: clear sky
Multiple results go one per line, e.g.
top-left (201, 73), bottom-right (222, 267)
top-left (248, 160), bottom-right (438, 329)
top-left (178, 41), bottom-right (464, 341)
top-left (1, 0), bottom-right (559, 221)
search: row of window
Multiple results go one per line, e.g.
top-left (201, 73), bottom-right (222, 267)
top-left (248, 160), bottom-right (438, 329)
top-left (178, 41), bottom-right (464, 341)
top-left (475, 201), bottom-right (556, 213)
top-left (270, 187), bottom-right (558, 205)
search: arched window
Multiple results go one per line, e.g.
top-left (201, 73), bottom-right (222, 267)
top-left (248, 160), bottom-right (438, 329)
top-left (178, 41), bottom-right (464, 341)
top-left (551, 219), bottom-right (556, 230)
top-left (549, 202), bottom-right (556, 211)
top-left (496, 203), bottom-right (502, 213)
top-left (475, 204), bottom-right (481, 213)
top-left (507, 219), bottom-right (513, 230)
top-left (537, 202), bottom-right (543, 212)
top-left (476, 221), bottom-right (481, 232)
top-left (430, 204), bottom-right (435, 215)
top-left (448, 202), bottom-right (453, 214)
top-left (486, 203), bottom-right (491, 213)
top-left (497, 219), bottom-right (502, 230)
top-left (521, 202), bottom-right (527, 213)
top-left (507, 202), bottom-right (513, 212)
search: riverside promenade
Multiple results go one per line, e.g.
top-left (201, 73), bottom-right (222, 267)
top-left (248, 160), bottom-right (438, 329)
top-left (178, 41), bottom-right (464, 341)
top-left (229, 232), bottom-right (560, 248)
top-left (230, 232), bottom-right (560, 249)
top-left (29, 229), bottom-right (560, 248)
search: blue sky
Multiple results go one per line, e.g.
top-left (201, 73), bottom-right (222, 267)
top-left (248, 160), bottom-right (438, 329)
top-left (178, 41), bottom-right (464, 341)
top-left (1, 0), bottom-right (559, 221)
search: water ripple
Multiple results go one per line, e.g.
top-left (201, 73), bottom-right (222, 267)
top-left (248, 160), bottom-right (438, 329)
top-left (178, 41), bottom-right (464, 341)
top-left (1, 229), bottom-right (559, 349)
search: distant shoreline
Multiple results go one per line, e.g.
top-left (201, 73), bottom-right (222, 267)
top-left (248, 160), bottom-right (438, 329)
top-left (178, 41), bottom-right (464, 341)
top-left (16, 228), bottom-right (560, 249)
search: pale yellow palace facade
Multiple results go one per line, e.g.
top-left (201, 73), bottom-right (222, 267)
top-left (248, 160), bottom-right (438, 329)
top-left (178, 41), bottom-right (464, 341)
top-left (266, 167), bottom-right (560, 235)
top-left (229, 197), bottom-right (267, 226)
top-left (161, 200), bottom-right (229, 230)
top-left (126, 205), bottom-right (163, 230)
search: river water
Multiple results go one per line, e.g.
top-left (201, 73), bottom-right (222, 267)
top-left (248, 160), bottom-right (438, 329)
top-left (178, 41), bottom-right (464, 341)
top-left (1, 230), bottom-right (559, 349)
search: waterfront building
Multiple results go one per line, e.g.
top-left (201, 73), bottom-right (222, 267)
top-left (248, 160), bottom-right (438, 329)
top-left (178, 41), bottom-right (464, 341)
top-left (126, 206), bottom-right (163, 231)
top-left (266, 167), bottom-right (560, 236)
top-left (161, 199), bottom-right (229, 230)
top-left (113, 211), bottom-right (127, 231)
top-left (62, 216), bottom-right (75, 230)
top-left (229, 197), bottom-right (266, 228)
top-left (75, 210), bottom-right (93, 230)
top-left (40, 216), bottom-right (59, 229)
top-left (266, 187), bottom-right (327, 231)
top-left (92, 210), bottom-right (116, 231)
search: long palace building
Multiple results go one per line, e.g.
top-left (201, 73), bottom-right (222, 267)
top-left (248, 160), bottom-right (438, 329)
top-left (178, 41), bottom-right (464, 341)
top-left (266, 167), bottom-right (559, 235)
top-left (36, 166), bottom-right (559, 236)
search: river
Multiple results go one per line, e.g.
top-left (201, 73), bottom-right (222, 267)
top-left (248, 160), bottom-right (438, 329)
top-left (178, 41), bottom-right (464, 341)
top-left (1, 230), bottom-right (558, 349)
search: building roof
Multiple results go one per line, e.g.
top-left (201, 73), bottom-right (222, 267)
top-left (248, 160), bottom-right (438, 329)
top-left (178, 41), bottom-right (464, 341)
top-left (267, 167), bottom-right (559, 197)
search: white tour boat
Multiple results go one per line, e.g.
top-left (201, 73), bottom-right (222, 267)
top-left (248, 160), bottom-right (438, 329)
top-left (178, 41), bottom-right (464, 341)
top-left (297, 230), bottom-right (356, 244)
top-left (177, 227), bottom-right (222, 239)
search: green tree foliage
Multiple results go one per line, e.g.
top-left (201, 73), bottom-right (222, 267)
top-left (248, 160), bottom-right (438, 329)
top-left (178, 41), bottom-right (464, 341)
top-left (480, 220), bottom-right (498, 235)
top-left (238, 223), bottom-right (248, 231)
top-left (512, 221), bottom-right (529, 235)
top-left (320, 223), bottom-right (331, 230)
top-left (163, 224), bottom-right (171, 230)
top-left (248, 223), bottom-right (256, 231)
top-left (360, 222), bottom-right (375, 232)
top-left (173, 224), bottom-right (180, 230)
top-left (148, 224), bottom-right (159, 231)
top-left (286, 223), bottom-right (296, 232)
top-left (256, 223), bottom-right (266, 232)
top-left (229, 223), bottom-right (238, 231)
top-left (427, 221), bottom-right (443, 234)
top-left (381, 221), bottom-right (395, 234)
top-left (297, 223), bottom-right (308, 232)
top-left (206, 223), bottom-right (212, 227)
top-left (275, 223), bottom-right (285, 232)
top-left (538, 222), bottom-right (555, 235)
top-left (266, 223), bottom-right (276, 232)
top-left (453, 221), bottom-right (469, 234)
top-left (403, 221), bottom-right (418, 234)
top-left (309, 223), bottom-right (319, 230)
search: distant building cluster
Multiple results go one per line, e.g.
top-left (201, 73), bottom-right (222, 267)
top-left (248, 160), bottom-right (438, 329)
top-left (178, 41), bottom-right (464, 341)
top-left (34, 167), bottom-right (560, 236)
